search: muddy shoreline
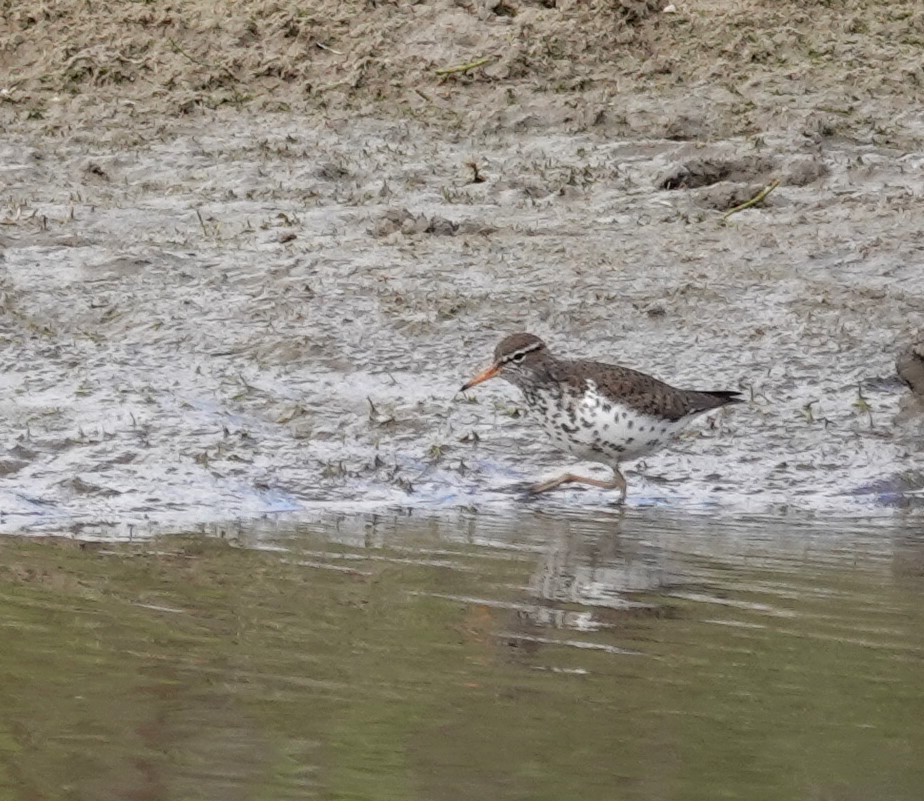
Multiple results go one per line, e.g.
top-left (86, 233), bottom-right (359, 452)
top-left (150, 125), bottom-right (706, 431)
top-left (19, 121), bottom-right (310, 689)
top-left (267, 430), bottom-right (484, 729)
top-left (2, 110), bottom-right (922, 535)
top-left (2, 2), bottom-right (923, 535)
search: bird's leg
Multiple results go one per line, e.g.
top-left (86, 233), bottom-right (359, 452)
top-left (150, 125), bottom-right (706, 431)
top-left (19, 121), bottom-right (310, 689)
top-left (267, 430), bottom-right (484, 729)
top-left (529, 466), bottom-right (627, 502)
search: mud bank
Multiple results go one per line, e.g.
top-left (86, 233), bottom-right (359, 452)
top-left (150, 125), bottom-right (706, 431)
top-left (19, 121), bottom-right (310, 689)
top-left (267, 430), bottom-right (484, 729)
top-left (1, 110), bottom-right (922, 535)
top-left (1, 2), bottom-right (923, 535)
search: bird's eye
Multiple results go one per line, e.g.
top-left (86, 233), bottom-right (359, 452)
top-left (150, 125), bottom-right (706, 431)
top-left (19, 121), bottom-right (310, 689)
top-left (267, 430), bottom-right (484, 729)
top-left (511, 352), bottom-right (525, 364)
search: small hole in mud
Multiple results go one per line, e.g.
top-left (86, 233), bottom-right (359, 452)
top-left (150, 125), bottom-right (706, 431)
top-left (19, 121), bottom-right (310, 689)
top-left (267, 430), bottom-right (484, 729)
top-left (659, 156), bottom-right (774, 190)
top-left (492, 2), bottom-right (517, 16)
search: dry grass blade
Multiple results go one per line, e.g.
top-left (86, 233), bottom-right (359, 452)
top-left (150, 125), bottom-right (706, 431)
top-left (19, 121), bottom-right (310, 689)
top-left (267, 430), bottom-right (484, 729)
top-left (722, 179), bottom-right (781, 223)
top-left (435, 57), bottom-right (493, 77)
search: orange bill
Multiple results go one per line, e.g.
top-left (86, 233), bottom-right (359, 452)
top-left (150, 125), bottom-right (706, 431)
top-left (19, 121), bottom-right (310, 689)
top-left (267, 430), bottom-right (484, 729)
top-left (460, 363), bottom-right (500, 392)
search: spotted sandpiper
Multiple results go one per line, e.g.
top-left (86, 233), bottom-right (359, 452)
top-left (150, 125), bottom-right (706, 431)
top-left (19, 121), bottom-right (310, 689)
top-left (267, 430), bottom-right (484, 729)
top-left (460, 333), bottom-right (742, 501)
top-left (897, 340), bottom-right (924, 396)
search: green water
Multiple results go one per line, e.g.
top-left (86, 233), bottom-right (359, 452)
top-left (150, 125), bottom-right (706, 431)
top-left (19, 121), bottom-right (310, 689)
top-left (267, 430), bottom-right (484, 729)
top-left (0, 510), bottom-right (922, 801)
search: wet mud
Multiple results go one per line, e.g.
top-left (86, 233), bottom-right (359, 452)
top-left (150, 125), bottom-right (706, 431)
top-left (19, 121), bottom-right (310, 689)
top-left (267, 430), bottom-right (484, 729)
top-left (1, 1), bottom-right (923, 535)
top-left (1, 114), bottom-right (923, 534)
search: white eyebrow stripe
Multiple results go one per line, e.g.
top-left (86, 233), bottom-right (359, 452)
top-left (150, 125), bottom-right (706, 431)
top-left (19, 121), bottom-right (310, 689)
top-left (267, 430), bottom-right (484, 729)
top-left (502, 341), bottom-right (542, 362)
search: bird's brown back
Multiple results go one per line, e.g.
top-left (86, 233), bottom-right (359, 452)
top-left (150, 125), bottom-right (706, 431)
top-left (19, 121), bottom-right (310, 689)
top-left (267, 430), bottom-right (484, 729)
top-left (556, 359), bottom-right (741, 421)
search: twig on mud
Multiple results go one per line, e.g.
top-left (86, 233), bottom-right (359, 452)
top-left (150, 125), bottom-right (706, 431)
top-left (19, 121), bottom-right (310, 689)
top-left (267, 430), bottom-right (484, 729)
top-left (316, 42), bottom-right (344, 55)
top-left (435, 57), bottom-right (493, 77)
top-left (852, 384), bottom-right (874, 428)
top-left (168, 38), bottom-right (240, 84)
top-left (721, 178), bottom-right (781, 222)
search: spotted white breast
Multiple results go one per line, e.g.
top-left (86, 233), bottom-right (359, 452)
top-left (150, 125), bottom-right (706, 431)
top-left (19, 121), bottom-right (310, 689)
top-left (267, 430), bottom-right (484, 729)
top-left (526, 380), bottom-right (691, 464)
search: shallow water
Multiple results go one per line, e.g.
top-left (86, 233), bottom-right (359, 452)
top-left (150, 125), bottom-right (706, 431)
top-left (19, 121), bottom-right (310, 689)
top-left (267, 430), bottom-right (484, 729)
top-left (2, 103), bottom-right (923, 801)
top-left (2, 509), bottom-right (922, 800)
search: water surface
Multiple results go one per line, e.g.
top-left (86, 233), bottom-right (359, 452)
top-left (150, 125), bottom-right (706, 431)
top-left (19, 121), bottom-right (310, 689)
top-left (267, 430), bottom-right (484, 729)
top-left (1, 509), bottom-right (921, 800)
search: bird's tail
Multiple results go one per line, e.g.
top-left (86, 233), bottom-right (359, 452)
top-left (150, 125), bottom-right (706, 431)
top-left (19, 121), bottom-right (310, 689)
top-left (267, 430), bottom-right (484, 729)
top-left (691, 390), bottom-right (743, 413)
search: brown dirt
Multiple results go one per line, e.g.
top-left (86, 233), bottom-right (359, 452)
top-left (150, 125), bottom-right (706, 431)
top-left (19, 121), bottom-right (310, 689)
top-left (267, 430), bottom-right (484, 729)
top-left (3, 0), bottom-right (924, 144)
